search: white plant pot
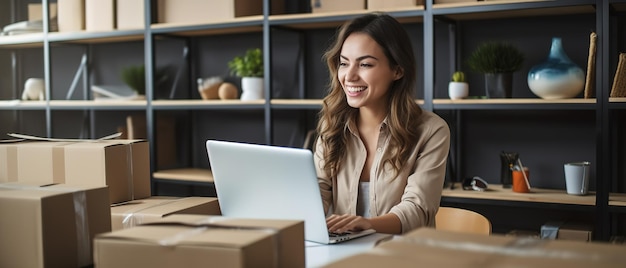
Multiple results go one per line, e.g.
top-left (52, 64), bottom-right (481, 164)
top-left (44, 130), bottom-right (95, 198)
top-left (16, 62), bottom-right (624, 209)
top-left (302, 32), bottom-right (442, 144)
top-left (448, 82), bottom-right (469, 100)
top-left (240, 77), bottom-right (264, 101)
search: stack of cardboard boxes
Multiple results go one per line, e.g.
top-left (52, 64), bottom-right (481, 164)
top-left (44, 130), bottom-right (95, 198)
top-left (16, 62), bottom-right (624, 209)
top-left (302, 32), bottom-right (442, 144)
top-left (0, 136), bottom-right (304, 267)
top-left (324, 228), bottom-right (626, 267)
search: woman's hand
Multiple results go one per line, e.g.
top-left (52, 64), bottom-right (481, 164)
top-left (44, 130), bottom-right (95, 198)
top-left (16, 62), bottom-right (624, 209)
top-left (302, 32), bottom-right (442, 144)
top-left (326, 214), bottom-right (372, 233)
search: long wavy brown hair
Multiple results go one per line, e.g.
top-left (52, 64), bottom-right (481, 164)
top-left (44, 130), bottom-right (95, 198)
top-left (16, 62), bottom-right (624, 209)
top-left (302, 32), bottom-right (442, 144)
top-left (316, 12), bottom-right (423, 179)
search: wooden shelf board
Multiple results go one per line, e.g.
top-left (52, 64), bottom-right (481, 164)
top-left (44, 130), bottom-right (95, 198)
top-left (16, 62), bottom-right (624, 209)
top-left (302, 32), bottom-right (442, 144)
top-left (270, 99), bottom-right (424, 105)
top-left (269, 8), bottom-right (423, 29)
top-left (151, 16), bottom-right (264, 36)
top-left (48, 31), bottom-right (144, 44)
top-left (153, 168), bottom-right (214, 183)
top-left (0, 100), bottom-right (46, 109)
top-left (433, 98), bottom-right (596, 104)
top-left (609, 97), bottom-right (626, 103)
top-left (49, 100), bottom-right (147, 108)
top-left (434, 0), bottom-right (595, 20)
top-left (152, 99), bottom-right (265, 107)
top-left (271, 99), bottom-right (323, 105)
top-left (442, 184), bottom-right (596, 206)
top-left (0, 33), bottom-right (44, 48)
top-left (610, 193), bottom-right (626, 207)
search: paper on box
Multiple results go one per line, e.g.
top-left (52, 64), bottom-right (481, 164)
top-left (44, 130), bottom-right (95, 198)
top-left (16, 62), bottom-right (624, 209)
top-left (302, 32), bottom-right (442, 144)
top-left (110, 196), bottom-right (221, 231)
top-left (94, 214), bottom-right (305, 268)
top-left (58, 0), bottom-right (85, 32)
top-left (0, 183), bottom-right (111, 268)
top-left (311, 0), bottom-right (365, 13)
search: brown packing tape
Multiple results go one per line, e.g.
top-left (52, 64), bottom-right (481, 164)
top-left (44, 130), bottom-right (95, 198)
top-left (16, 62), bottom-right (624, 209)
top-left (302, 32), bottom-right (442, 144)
top-left (0, 143), bottom-right (18, 182)
top-left (16, 141), bottom-right (72, 184)
top-left (0, 183), bottom-right (93, 267)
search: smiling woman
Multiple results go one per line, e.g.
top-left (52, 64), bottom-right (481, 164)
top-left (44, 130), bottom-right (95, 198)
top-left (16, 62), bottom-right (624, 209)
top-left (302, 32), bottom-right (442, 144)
top-left (314, 12), bottom-right (451, 235)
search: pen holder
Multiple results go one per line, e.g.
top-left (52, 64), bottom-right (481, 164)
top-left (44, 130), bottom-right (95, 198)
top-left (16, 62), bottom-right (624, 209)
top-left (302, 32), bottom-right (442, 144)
top-left (500, 151), bottom-right (519, 188)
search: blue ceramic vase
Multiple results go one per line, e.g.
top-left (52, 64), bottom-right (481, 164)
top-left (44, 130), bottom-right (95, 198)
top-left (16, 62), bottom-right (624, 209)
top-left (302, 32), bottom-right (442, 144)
top-left (527, 37), bottom-right (584, 99)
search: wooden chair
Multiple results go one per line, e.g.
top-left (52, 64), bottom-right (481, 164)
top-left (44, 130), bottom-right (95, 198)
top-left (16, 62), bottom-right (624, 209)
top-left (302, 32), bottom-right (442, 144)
top-left (435, 207), bottom-right (492, 235)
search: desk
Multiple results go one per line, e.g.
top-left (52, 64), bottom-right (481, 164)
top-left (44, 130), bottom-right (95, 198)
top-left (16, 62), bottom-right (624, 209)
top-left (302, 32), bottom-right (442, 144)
top-left (305, 233), bottom-right (393, 267)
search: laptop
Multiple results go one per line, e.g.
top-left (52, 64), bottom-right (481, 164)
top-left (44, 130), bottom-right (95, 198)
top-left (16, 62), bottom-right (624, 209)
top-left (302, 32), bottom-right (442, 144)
top-left (206, 139), bottom-right (376, 244)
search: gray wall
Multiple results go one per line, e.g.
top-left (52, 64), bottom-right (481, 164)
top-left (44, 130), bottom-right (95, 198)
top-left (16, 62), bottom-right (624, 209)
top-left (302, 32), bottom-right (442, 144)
top-left (0, 4), bottom-right (607, 192)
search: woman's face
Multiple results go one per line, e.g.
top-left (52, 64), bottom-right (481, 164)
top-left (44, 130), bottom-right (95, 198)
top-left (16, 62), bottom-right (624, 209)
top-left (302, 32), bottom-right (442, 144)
top-left (338, 32), bottom-right (401, 110)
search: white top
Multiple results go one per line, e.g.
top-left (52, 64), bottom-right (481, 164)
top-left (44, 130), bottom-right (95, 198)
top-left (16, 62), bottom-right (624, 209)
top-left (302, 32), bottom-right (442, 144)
top-left (356, 182), bottom-right (371, 218)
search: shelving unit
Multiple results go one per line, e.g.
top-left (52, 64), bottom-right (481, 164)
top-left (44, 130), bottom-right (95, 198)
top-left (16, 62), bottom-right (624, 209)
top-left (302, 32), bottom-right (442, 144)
top-left (1, 0), bottom-right (624, 241)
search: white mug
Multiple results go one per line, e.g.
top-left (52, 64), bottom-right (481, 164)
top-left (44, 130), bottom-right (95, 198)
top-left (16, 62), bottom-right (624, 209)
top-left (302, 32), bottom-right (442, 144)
top-left (564, 161), bottom-right (590, 195)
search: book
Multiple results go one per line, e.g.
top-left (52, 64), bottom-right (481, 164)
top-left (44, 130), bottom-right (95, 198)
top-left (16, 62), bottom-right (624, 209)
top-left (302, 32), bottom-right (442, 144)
top-left (584, 32), bottom-right (597, 99)
top-left (610, 53), bottom-right (626, 98)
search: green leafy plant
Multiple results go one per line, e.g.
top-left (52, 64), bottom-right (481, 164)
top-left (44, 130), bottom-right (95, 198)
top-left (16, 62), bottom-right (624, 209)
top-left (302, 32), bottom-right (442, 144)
top-left (466, 41), bottom-right (524, 74)
top-left (121, 65), bottom-right (168, 95)
top-left (451, 71), bottom-right (466, 82)
top-left (228, 48), bottom-right (263, 77)
top-left (121, 65), bottom-right (146, 94)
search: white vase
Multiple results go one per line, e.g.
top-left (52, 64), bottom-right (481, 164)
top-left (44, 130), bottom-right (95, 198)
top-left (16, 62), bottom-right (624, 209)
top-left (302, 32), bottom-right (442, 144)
top-left (240, 77), bottom-right (264, 101)
top-left (448, 82), bottom-right (469, 100)
top-left (527, 37), bottom-right (585, 99)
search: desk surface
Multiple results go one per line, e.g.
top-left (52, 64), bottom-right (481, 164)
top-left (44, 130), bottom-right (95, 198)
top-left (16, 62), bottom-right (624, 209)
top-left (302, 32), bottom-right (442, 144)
top-left (305, 233), bottom-right (393, 267)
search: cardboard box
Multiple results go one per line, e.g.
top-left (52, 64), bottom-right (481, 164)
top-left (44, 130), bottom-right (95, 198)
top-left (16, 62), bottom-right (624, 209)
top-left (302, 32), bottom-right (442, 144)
top-left (100, 139), bottom-right (151, 200)
top-left (58, 0), bottom-right (85, 32)
top-left (368, 0), bottom-right (423, 10)
top-left (434, 0), bottom-right (477, 4)
top-left (10, 137), bottom-right (150, 204)
top-left (325, 228), bottom-right (626, 268)
top-left (0, 141), bottom-right (19, 182)
top-left (311, 0), bottom-right (365, 13)
top-left (28, 3), bottom-right (58, 21)
top-left (158, 0), bottom-right (285, 24)
top-left (0, 183), bottom-right (111, 268)
top-left (541, 221), bottom-right (593, 242)
top-left (63, 140), bottom-right (150, 204)
top-left (63, 141), bottom-right (133, 203)
top-left (85, 0), bottom-right (115, 31)
top-left (16, 141), bottom-right (72, 184)
top-left (110, 196), bottom-right (221, 231)
top-left (94, 214), bottom-right (305, 268)
top-left (116, 0), bottom-right (144, 30)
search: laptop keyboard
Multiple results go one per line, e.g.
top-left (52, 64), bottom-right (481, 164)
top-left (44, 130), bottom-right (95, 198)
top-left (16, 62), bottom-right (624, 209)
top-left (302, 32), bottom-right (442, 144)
top-left (328, 231), bottom-right (349, 237)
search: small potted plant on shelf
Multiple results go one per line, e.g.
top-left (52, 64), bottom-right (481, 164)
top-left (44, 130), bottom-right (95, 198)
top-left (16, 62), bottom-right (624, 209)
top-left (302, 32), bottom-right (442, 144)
top-left (121, 64), bottom-right (168, 99)
top-left (228, 48), bottom-right (264, 101)
top-left (466, 41), bottom-right (524, 98)
top-left (448, 71), bottom-right (469, 100)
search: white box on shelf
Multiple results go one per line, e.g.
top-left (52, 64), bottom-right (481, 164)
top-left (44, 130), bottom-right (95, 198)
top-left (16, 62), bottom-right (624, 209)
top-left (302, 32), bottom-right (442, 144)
top-left (85, 0), bottom-right (115, 31)
top-left (116, 0), bottom-right (144, 30)
top-left (58, 0), bottom-right (84, 32)
top-left (368, 0), bottom-right (423, 10)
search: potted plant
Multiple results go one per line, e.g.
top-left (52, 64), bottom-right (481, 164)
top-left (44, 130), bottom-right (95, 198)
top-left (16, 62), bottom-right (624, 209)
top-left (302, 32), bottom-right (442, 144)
top-left (228, 48), bottom-right (264, 100)
top-left (448, 71), bottom-right (469, 100)
top-left (121, 64), bottom-right (168, 97)
top-left (466, 41), bottom-right (524, 98)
